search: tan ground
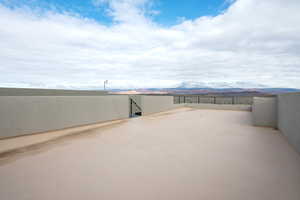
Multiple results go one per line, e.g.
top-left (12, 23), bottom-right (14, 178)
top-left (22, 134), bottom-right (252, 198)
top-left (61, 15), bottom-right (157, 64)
top-left (0, 119), bottom-right (125, 155)
top-left (0, 107), bottom-right (300, 200)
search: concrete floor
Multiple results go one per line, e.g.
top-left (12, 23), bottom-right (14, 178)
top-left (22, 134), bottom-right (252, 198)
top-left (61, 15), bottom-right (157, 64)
top-left (0, 107), bottom-right (300, 200)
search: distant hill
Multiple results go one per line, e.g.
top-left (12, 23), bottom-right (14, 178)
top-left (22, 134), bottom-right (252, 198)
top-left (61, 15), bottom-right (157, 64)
top-left (109, 88), bottom-right (300, 96)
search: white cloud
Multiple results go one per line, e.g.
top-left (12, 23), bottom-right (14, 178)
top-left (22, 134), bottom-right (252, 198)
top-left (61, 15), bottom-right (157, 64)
top-left (0, 0), bottom-right (300, 89)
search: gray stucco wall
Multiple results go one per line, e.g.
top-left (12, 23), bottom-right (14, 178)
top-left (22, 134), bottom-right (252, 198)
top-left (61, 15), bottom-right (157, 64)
top-left (0, 88), bottom-right (107, 96)
top-left (278, 93), bottom-right (300, 153)
top-left (0, 96), bottom-right (129, 139)
top-left (141, 96), bottom-right (181, 115)
top-left (252, 97), bottom-right (277, 128)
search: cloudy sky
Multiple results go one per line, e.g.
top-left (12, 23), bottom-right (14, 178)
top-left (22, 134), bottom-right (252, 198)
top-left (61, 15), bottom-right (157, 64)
top-left (0, 0), bottom-right (300, 89)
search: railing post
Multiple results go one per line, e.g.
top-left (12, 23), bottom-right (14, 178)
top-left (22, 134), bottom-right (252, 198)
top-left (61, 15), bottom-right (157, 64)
top-left (184, 96), bottom-right (186, 103)
top-left (198, 96), bottom-right (200, 104)
top-left (130, 99), bottom-right (132, 117)
top-left (214, 96), bottom-right (216, 104)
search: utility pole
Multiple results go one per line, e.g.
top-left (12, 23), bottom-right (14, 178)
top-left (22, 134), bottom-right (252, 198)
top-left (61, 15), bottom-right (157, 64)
top-left (104, 80), bottom-right (108, 90)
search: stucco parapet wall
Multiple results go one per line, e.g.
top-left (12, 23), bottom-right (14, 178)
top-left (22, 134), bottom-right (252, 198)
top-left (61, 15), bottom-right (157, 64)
top-left (141, 95), bottom-right (183, 115)
top-left (277, 93), bottom-right (300, 154)
top-left (0, 87), bottom-right (108, 96)
top-left (0, 95), bottom-right (129, 139)
top-left (185, 103), bottom-right (251, 111)
top-left (252, 97), bottom-right (277, 128)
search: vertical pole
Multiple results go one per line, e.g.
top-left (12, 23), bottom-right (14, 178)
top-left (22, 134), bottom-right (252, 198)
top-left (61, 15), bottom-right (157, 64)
top-left (232, 97), bottom-right (234, 104)
top-left (198, 96), bottom-right (200, 104)
top-left (104, 80), bottom-right (108, 90)
top-left (214, 96), bottom-right (216, 104)
top-left (184, 96), bottom-right (186, 103)
top-left (130, 99), bottom-right (132, 117)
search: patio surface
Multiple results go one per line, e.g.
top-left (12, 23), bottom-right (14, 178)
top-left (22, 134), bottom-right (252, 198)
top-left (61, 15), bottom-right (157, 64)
top-left (0, 107), bottom-right (300, 200)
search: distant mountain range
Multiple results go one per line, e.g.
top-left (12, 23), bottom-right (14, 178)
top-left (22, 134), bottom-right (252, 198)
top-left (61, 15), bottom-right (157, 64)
top-left (109, 88), bottom-right (300, 95)
top-left (174, 81), bottom-right (270, 89)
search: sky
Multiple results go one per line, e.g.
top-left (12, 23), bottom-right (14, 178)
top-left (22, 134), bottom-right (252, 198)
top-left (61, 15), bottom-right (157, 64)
top-left (0, 0), bottom-right (300, 89)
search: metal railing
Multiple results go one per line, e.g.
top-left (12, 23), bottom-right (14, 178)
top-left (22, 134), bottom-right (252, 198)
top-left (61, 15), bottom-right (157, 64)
top-left (130, 98), bottom-right (142, 117)
top-left (174, 96), bottom-right (253, 105)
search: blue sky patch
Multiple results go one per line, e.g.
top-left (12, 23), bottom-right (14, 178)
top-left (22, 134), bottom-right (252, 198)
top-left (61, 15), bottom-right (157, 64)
top-left (0, 0), bottom-right (233, 26)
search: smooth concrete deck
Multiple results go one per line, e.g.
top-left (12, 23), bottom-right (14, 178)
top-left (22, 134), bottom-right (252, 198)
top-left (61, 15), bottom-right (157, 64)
top-left (0, 119), bottom-right (125, 154)
top-left (0, 107), bottom-right (300, 200)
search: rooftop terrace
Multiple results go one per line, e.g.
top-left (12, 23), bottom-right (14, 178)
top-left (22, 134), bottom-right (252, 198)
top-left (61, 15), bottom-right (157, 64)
top-left (1, 107), bottom-right (299, 200)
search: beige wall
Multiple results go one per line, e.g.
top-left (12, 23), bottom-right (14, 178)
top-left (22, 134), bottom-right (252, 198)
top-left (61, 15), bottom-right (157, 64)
top-left (141, 96), bottom-right (181, 115)
top-left (252, 97), bottom-right (277, 128)
top-left (0, 96), bottom-right (129, 139)
top-left (278, 93), bottom-right (300, 153)
top-left (0, 87), bottom-right (107, 96)
top-left (186, 103), bottom-right (251, 111)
